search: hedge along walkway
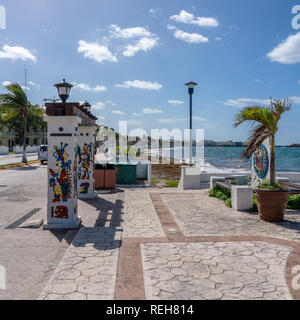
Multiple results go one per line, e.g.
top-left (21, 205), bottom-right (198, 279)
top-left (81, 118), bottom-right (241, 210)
top-left (39, 189), bottom-right (300, 300)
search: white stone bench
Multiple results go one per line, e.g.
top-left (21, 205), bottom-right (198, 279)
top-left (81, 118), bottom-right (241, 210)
top-left (212, 176), bottom-right (253, 211)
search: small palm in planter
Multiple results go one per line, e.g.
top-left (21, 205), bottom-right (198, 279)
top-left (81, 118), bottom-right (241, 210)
top-left (234, 98), bottom-right (291, 222)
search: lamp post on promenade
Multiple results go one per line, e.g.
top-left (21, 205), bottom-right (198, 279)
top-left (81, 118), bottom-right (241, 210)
top-left (185, 81), bottom-right (197, 166)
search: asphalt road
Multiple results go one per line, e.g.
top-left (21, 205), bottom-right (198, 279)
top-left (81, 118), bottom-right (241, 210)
top-left (0, 164), bottom-right (77, 300)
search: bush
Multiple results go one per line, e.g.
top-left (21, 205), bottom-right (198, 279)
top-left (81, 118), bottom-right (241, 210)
top-left (258, 181), bottom-right (287, 191)
top-left (288, 194), bottom-right (300, 210)
top-left (209, 186), bottom-right (232, 208)
top-left (225, 198), bottom-right (232, 208)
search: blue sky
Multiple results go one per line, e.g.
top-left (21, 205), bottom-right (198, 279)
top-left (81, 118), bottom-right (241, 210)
top-left (0, 0), bottom-right (300, 144)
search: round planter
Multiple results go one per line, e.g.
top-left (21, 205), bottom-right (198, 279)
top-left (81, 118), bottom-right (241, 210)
top-left (255, 189), bottom-right (290, 222)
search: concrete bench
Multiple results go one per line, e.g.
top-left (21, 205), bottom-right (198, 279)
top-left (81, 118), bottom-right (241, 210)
top-left (211, 176), bottom-right (253, 211)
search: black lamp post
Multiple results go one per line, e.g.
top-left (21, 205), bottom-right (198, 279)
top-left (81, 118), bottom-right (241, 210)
top-left (54, 79), bottom-right (73, 103)
top-left (185, 81), bottom-right (197, 166)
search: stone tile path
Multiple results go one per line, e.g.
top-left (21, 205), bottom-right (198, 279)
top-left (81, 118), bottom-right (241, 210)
top-left (39, 188), bottom-right (300, 300)
top-left (141, 242), bottom-right (292, 300)
top-left (39, 227), bottom-right (121, 300)
top-left (122, 190), bottom-right (165, 238)
top-left (161, 192), bottom-right (300, 242)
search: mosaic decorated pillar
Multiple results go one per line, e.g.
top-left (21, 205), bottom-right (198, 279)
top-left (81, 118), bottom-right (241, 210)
top-left (43, 112), bottom-right (81, 229)
top-left (77, 125), bottom-right (96, 198)
top-left (251, 137), bottom-right (273, 189)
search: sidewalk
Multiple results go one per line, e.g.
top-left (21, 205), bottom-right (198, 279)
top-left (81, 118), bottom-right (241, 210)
top-left (0, 153), bottom-right (38, 166)
top-left (39, 188), bottom-right (300, 300)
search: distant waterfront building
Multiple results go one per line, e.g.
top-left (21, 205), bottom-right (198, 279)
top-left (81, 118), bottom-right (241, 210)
top-left (0, 125), bottom-right (47, 150)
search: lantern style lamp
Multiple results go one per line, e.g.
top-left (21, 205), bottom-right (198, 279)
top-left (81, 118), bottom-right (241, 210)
top-left (185, 81), bottom-right (197, 95)
top-left (54, 79), bottom-right (73, 103)
top-left (82, 101), bottom-right (92, 112)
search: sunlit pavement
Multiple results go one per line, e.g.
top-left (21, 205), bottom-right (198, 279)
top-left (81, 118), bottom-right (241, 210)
top-left (1, 165), bottom-right (300, 300)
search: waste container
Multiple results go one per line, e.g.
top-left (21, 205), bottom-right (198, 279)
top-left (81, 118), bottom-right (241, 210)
top-left (115, 163), bottom-right (137, 185)
top-left (94, 164), bottom-right (116, 189)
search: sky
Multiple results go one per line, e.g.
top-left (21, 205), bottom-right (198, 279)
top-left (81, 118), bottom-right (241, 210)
top-left (0, 0), bottom-right (300, 145)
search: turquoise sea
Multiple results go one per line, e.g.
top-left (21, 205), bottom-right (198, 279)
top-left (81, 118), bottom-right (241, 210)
top-left (160, 147), bottom-right (300, 172)
top-left (202, 147), bottom-right (300, 172)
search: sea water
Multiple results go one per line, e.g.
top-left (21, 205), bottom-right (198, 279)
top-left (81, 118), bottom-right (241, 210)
top-left (155, 147), bottom-right (300, 173)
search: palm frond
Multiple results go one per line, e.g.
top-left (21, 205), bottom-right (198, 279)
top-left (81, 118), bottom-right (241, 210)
top-left (241, 124), bottom-right (272, 159)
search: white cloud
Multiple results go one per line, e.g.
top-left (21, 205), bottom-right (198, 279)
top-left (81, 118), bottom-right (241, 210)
top-left (92, 102), bottom-right (106, 110)
top-left (128, 119), bottom-right (143, 126)
top-left (112, 110), bottom-right (126, 115)
top-left (2, 81), bottom-right (30, 91)
top-left (109, 24), bottom-right (153, 39)
top-left (157, 116), bottom-right (205, 124)
top-left (193, 116), bottom-right (206, 121)
top-left (106, 100), bottom-right (116, 106)
top-left (225, 97), bottom-right (300, 107)
top-left (28, 81), bottom-right (40, 88)
top-left (94, 85), bottom-right (107, 92)
top-left (142, 108), bottom-right (163, 114)
top-left (267, 32), bottom-right (300, 64)
top-left (115, 80), bottom-right (162, 90)
top-left (78, 40), bottom-right (117, 63)
top-left (2, 81), bottom-right (11, 87)
top-left (133, 112), bottom-right (142, 116)
top-left (72, 82), bottom-right (107, 92)
top-left (123, 37), bottom-right (159, 57)
top-left (215, 37), bottom-right (222, 41)
top-left (173, 29), bottom-right (208, 44)
top-left (0, 44), bottom-right (37, 62)
top-left (168, 100), bottom-right (184, 105)
top-left (290, 96), bottom-right (300, 104)
top-left (170, 10), bottom-right (218, 27)
top-left (225, 98), bottom-right (271, 108)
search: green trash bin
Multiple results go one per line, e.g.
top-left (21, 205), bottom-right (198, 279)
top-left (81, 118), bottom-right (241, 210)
top-left (115, 163), bottom-right (137, 185)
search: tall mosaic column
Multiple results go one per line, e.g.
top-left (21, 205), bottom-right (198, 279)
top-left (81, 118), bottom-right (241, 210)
top-left (77, 118), bottom-right (96, 198)
top-left (43, 109), bottom-right (82, 230)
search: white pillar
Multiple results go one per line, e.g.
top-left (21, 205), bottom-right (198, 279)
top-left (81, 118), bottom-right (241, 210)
top-left (43, 115), bottom-right (82, 230)
top-left (77, 126), bottom-right (96, 199)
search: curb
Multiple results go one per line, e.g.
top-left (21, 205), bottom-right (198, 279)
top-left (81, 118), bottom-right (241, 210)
top-left (0, 160), bottom-right (40, 170)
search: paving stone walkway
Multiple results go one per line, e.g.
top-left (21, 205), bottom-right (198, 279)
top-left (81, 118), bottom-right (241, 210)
top-left (39, 227), bottom-right (121, 300)
top-left (141, 242), bottom-right (292, 300)
top-left (39, 188), bottom-right (300, 300)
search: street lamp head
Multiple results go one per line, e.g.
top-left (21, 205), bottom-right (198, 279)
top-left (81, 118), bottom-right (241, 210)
top-left (185, 81), bottom-right (197, 89)
top-left (54, 79), bottom-right (73, 103)
top-left (81, 100), bottom-right (92, 112)
top-left (185, 81), bottom-right (197, 95)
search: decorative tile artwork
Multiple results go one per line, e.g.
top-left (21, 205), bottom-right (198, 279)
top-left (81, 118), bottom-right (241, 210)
top-left (253, 144), bottom-right (269, 179)
top-left (80, 182), bottom-right (90, 194)
top-left (78, 143), bottom-right (92, 180)
top-left (49, 143), bottom-right (72, 202)
top-left (51, 206), bottom-right (69, 219)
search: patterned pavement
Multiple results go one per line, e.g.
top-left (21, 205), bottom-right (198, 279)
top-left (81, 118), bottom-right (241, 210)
top-left (39, 188), bottom-right (300, 300)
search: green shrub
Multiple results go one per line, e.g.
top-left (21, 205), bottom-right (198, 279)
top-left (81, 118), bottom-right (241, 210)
top-left (225, 198), bottom-right (232, 208)
top-left (166, 180), bottom-right (179, 188)
top-left (258, 181), bottom-right (287, 191)
top-left (287, 194), bottom-right (300, 210)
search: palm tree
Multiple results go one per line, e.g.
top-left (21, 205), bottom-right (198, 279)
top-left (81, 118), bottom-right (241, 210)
top-left (0, 82), bottom-right (43, 163)
top-left (233, 98), bottom-right (291, 185)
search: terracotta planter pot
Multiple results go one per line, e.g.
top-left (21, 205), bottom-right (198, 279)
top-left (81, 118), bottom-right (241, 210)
top-left (256, 189), bottom-right (290, 222)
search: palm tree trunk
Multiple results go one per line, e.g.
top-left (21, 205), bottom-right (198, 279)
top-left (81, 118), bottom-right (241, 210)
top-left (270, 135), bottom-right (276, 185)
top-left (22, 115), bottom-right (27, 163)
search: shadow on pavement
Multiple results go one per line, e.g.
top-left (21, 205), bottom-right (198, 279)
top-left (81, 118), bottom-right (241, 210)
top-left (12, 165), bottom-right (38, 171)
